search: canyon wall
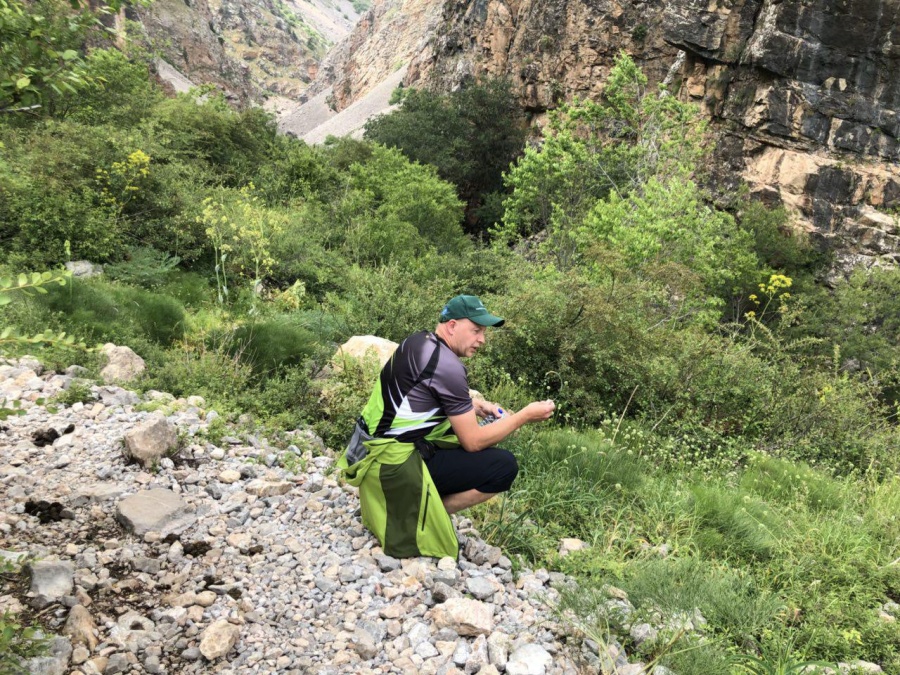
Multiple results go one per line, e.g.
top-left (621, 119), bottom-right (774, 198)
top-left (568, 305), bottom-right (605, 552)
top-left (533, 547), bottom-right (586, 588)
top-left (319, 0), bottom-right (900, 269)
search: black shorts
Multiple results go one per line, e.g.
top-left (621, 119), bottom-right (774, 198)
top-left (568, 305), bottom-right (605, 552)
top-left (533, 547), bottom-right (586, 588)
top-left (424, 446), bottom-right (518, 495)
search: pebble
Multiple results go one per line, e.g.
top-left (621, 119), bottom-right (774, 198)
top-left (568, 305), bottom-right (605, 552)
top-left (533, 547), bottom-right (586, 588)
top-left (2, 358), bottom-right (585, 674)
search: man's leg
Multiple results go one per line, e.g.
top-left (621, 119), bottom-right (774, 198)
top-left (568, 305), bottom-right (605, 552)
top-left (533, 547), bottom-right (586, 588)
top-left (442, 489), bottom-right (497, 514)
top-left (424, 446), bottom-right (518, 514)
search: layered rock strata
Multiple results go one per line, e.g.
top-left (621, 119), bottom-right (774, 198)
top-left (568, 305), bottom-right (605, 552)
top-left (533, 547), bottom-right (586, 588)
top-left (313, 0), bottom-right (900, 270)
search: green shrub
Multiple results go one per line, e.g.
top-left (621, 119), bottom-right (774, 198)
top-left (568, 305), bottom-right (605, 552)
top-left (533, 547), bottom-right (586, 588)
top-left (741, 455), bottom-right (843, 512)
top-left (65, 48), bottom-right (162, 126)
top-left (36, 278), bottom-right (185, 346)
top-left (54, 380), bottom-right (95, 406)
top-left (104, 246), bottom-right (181, 289)
top-left (224, 319), bottom-right (318, 376)
top-left (690, 485), bottom-right (782, 560)
top-left (313, 351), bottom-right (382, 450)
top-left (139, 344), bottom-right (254, 411)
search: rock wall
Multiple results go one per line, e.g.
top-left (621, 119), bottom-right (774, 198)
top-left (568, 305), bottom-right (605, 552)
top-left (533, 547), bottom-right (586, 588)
top-left (663, 0), bottom-right (900, 269)
top-left (134, 0), bottom-right (363, 103)
top-left (310, 0), bottom-right (444, 110)
top-left (314, 0), bottom-right (900, 270)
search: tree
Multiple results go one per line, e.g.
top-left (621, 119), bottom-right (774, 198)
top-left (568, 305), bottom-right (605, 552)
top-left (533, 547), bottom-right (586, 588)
top-left (0, 0), bottom-right (123, 115)
top-left (500, 53), bottom-right (759, 307)
top-left (502, 53), bottom-right (707, 244)
top-left (364, 78), bottom-right (526, 233)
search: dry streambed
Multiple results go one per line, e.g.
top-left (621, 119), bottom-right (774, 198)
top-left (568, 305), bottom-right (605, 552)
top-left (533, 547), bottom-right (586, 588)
top-left (0, 357), bottom-right (618, 675)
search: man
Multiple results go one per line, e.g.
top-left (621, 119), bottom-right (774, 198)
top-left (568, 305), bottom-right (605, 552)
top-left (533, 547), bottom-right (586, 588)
top-left (338, 294), bottom-right (555, 559)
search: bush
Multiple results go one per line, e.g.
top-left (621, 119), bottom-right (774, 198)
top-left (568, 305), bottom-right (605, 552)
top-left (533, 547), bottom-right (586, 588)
top-left (104, 246), bottom-right (181, 289)
top-left (224, 318), bottom-right (318, 376)
top-left (35, 278), bottom-right (185, 346)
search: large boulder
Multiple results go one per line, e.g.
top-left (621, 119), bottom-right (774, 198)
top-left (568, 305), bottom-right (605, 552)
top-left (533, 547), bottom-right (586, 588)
top-left (332, 335), bottom-right (398, 369)
top-left (100, 344), bottom-right (145, 383)
top-left (123, 414), bottom-right (178, 468)
top-left (116, 489), bottom-right (195, 536)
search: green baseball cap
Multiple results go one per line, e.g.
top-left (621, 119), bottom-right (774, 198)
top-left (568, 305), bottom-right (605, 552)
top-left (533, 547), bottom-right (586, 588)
top-left (439, 295), bottom-right (505, 327)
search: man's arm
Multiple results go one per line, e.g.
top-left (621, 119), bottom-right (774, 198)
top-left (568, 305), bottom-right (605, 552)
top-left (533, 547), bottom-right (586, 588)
top-left (449, 400), bottom-right (556, 452)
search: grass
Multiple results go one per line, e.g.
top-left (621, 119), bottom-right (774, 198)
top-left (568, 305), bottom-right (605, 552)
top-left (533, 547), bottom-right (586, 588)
top-left (467, 424), bottom-right (900, 673)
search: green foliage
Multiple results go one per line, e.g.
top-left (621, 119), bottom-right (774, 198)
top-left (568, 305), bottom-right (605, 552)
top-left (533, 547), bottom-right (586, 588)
top-left (620, 557), bottom-right (782, 642)
top-left (502, 53), bottom-right (705, 245)
top-left (224, 319), bottom-right (317, 376)
top-left (0, 611), bottom-right (48, 674)
top-left (313, 351), bottom-right (382, 450)
top-left (690, 484), bottom-right (782, 559)
top-left (0, 269), bottom-right (85, 351)
top-left (0, 0), bottom-right (108, 114)
top-left (0, 557), bottom-right (49, 673)
top-left (104, 246), bottom-right (181, 289)
top-left (344, 144), bottom-right (468, 258)
top-left (54, 379), bottom-right (94, 406)
top-left (64, 47), bottom-right (162, 125)
top-left (365, 78), bottom-right (526, 233)
top-left (35, 278), bottom-right (185, 346)
top-left (149, 94), bottom-right (277, 185)
top-left (740, 454), bottom-right (843, 512)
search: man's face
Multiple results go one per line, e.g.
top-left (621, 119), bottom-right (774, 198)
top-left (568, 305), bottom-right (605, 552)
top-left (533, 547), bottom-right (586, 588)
top-left (450, 319), bottom-right (487, 358)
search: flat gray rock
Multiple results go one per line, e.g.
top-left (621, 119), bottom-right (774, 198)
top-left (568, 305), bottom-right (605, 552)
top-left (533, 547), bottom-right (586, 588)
top-left (28, 560), bottom-right (74, 608)
top-left (116, 489), bottom-right (195, 536)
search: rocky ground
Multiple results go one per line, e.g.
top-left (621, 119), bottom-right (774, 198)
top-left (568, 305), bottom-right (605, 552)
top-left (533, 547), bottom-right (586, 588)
top-left (0, 356), bottom-right (639, 675)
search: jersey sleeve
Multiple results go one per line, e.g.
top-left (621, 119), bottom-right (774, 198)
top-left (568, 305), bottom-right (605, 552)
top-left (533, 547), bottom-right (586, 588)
top-left (429, 354), bottom-right (473, 416)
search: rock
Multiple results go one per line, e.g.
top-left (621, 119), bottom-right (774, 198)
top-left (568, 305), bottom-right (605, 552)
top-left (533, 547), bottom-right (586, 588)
top-left (28, 560), bottom-right (74, 608)
top-left (465, 576), bottom-right (497, 601)
top-left (430, 598), bottom-right (494, 636)
top-left (506, 644), bottom-right (553, 675)
top-left (558, 538), bottom-right (588, 556)
top-left (333, 335), bottom-right (398, 369)
top-left (353, 620), bottom-right (385, 659)
top-left (123, 414), bottom-right (178, 468)
top-left (23, 635), bottom-right (73, 675)
top-left (63, 605), bottom-right (98, 650)
top-left (630, 623), bottom-right (658, 647)
top-left (487, 631), bottom-right (510, 669)
top-left (96, 386), bottom-right (139, 407)
top-left (99, 344), bottom-right (145, 383)
top-left (432, 581), bottom-right (461, 603)
top-left (116, 489), bottom-right (195, 536)
top-left (65, 260), bottom-right (102, 277)
top-left (199, 620), bottom-right (240, 660)
top-left (245, 479), bottom-right (293, 497)
top-left (218, 469), bottom-right (241, 483)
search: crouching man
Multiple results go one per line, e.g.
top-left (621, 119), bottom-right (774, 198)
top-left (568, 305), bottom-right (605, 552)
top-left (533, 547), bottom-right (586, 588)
top-left (337, 294), bottom-right (555, 559)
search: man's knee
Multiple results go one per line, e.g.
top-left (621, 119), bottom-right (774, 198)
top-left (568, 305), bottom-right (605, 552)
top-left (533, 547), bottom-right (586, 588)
top-left (485, 448), bottom-right (518, 493)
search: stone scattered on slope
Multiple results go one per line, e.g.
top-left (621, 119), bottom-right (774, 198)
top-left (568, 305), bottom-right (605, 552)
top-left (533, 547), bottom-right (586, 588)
top-left (99, 343), bottom-right (145, 383)
top-left (27, 559), bottom-right (74, 608)
top-left (62, 604), bottom-right (98, 650)
top-left (115, 488), bottom-right (195, 536)
top-left (123, 414), bottom-right (177, 468)
top-left (0, 356), bottom-right (655, 674)
top-left (199, 619), bottom-right (241, 660)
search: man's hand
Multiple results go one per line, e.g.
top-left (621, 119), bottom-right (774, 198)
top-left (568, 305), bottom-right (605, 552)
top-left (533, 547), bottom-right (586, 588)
top-left (521, 399), bottom-right (555, 422)
top-left (474, 399), bottom-right (505, 419)
top-left (450, 399), bottom-right (555, 452)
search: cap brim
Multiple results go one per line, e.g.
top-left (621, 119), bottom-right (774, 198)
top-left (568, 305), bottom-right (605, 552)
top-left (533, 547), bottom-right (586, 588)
top-left (470, 313), bottom-right (504, 327)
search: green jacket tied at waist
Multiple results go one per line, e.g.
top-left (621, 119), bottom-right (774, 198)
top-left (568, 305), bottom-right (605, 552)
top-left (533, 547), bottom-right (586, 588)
top-left (337, 436), bottom-right (459, 560)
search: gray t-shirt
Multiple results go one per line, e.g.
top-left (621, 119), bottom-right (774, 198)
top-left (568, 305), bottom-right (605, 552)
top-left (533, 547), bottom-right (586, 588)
top-left (361, 331), bottom-right (472, 442)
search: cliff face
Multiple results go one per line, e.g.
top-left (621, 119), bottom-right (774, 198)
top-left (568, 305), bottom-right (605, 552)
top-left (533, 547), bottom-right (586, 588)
top-left (133, 0), bottom-right (364, 103)
top-left (663, 0), bottom-right (900, 268)
top-left (316, 0), bottom-right (900, 269)
top-left (310, 0), bottom-right (444, 110)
